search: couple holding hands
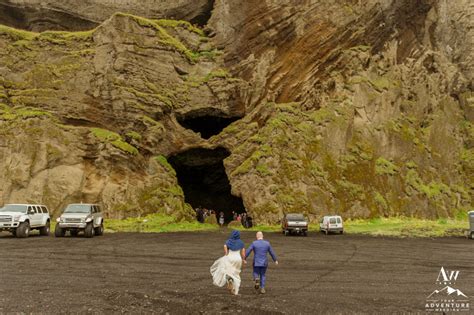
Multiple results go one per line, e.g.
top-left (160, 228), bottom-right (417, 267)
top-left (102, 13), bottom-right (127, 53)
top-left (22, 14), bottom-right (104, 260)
top-left (210, 230), bottom-right (278, 295)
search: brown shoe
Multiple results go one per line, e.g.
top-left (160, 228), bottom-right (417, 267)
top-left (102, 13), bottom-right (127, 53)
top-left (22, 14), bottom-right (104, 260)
top-left (254, 279), bottom-right (260, 291)
top-left (226, 278), bottom-right (234, 291)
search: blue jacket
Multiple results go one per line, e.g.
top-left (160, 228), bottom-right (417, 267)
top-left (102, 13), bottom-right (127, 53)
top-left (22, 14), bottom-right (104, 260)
top-left (245, 240), bottom-right (277, 267)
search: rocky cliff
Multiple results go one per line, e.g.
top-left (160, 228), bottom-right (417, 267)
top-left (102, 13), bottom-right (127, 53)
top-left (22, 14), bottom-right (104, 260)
top-left (0, 0), bottom-right (472, 223)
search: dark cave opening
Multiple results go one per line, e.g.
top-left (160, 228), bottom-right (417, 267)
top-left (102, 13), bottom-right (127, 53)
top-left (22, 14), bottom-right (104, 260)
top-left (168, 147), bottom-right (245, 223)
top-left (189, 0), bottom-right (215, 27)
top-left (178, 115), bottom-right (240, 139)
top-left (0, 3), bottom-right (98, 32)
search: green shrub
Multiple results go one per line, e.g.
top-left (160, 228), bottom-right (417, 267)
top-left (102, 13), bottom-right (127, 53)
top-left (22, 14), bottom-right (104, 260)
top-left (227, 220), bottom-right (243, 229)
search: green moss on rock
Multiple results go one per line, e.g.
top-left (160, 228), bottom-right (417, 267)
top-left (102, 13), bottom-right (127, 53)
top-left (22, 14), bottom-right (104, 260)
top-left (126, 131), bottom-right (142, 140)
top-left (155, 19), bottom-right (205, 37)
top-left (0, 106), bottom-right (52, 121)
top-left (116, 13), bottom-right (200, 63)
top-left (155, 155), bottom-right (176, 175)
top-left (90, 128), bottom-right (138, 155)
top-left (375, 157), bottom-right (399, 175)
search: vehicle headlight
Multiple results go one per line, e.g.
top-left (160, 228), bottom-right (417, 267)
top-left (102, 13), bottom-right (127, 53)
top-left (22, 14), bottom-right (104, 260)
top-left (13, 215), bottom-right (20, 222)
top-left (85, 216), bottom-right (92, 223)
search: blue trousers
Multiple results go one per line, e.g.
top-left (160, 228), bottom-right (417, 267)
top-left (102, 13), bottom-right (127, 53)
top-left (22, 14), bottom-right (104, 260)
top-left (253, 266), bottom-right (267, 288)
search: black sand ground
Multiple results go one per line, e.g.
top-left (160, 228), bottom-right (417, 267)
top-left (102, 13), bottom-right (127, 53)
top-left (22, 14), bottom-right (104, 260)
top-left (0, 230), bottom-right (472, 314)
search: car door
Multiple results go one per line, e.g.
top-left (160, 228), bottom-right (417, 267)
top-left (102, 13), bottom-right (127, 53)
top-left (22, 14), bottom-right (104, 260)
top-left (96, 206), bottom-right (102, 226)
top-left (92, 205), bottom-right (98, 227)
top-left (29, 206), bottom-right (41, 227)
top-left (336, 217), bottom-right (343, 229)
top-left (41, 206), bottom-right (49, 225)
top-left (329, 217), bottom-right (337, 230)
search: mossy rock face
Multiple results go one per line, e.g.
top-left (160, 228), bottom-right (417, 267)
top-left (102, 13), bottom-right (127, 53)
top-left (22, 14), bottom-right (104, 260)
top-left (0, 12), bottom-right (242, 221)
top-left (0, 2), bottom-right (472, 225)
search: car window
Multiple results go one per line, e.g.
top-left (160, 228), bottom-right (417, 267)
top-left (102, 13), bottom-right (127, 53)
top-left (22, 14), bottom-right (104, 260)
top-left (41, 206), bottom-right (48, 213)
top-left (330, 218), bottom-right (336, 224)
top-left (96, 206), bottom-right (101, 213)
top-left (1, 205), bottom-right (27, 213)
top-left (287, 214), bottom-right (305, 220)
top-left (337, 217), bottom-right (341, 224)
top-left (64, 204), bottom-right (92, 214)
top-left (28, 206), bottom-right (34, 213)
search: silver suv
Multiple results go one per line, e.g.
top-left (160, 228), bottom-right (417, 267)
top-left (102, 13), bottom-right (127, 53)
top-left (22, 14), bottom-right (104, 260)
top-left (55, 204), bottom-right (104, 238)
top-left (0, 204), bottom-right (51, 238)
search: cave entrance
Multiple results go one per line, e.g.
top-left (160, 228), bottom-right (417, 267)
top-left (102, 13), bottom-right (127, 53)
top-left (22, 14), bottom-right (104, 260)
top-left (177, 115), bottom-right (241, 139)
top-left (189, 0), bottom-right (215, 27)
top-left (168, 147), bottom-right (245, 223)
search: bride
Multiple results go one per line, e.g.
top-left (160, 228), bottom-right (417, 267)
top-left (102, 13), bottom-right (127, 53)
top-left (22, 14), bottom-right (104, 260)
top-left (210, 230), bottom-right (246, 295)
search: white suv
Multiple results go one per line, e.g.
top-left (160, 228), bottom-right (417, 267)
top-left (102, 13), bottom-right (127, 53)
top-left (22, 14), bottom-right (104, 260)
top-left (320, 215), bottom-right (344, 235)
top-left (0, 204), bottom-right (51, 238)
top-left (55, 204), bottom-right (104, 238)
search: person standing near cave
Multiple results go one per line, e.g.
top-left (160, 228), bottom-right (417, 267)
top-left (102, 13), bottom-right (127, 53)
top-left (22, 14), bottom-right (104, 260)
top-left (219, 212), bottom-right (225, 227)
top-left (245, 231), bottom-right (278, 294)
top-left (196, 207), bottom-right (204, 223)
top-left (242, 213), bottom-right (248, 228)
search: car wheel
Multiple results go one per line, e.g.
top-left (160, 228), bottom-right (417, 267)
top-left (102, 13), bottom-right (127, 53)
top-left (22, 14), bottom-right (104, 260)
top-left (39, 221), bottom-right (50, 236)
top-left (84, 222), bottom-right (94, 238)
top-left (16, 221), bottom-right (30, 238)
top-left (55, 225), bottom-right (65, 237)
top-left (340, 230), bottom-right (344, 235)
top-left (94, 224), bottom-right (104, 236)
top-left (303, 231), bottom-right (308, 237)
top-left (70, 230), bottom-right (79, 237)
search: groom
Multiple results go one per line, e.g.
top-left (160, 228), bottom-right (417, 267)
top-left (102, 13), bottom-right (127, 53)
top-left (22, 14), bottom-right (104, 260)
top-left (245, 231), bottom-right (278, 294)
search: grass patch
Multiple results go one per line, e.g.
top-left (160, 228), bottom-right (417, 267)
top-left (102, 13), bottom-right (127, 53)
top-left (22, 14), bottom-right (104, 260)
top-left (70, 215), bottom-right (470, 237)
top-left (233, 224), bottom-right (281, 232)
top-left (339, 217), bottom-right (468, 237)
top-left (105, 213), bottom-right (218, 233)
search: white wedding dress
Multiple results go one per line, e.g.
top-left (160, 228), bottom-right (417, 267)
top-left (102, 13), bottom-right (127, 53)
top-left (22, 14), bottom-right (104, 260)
top-left (210, 250), bottom-right (243, 295)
